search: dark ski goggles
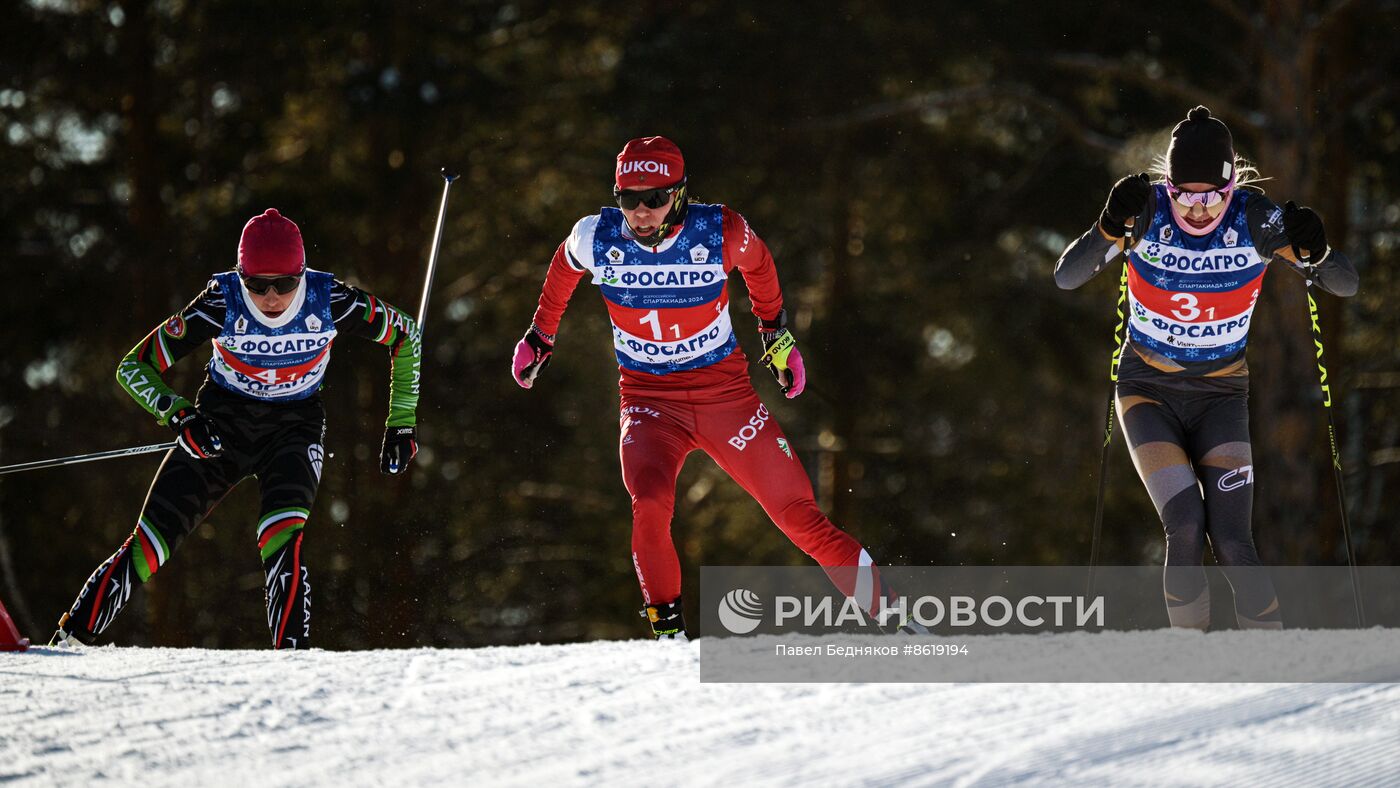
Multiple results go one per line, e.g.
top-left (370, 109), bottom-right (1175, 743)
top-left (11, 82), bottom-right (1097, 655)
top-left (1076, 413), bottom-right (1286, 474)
top-left (242, 273), bottom-right (303, 295)
top-left (613, 179), bottom-right (685, 210)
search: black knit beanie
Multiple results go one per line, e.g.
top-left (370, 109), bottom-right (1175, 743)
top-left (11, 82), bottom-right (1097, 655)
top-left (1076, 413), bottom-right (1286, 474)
top-left (1167, 106), bottom-right (1235, 188)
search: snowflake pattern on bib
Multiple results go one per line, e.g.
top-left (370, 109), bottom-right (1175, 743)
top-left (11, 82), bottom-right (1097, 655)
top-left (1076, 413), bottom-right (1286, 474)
top-left (1125, 187), bottom-right (1267, 363)
top-left (207, 270), bottom-right (339, 400)
top-left (567, 204), bottom-right (737, 375)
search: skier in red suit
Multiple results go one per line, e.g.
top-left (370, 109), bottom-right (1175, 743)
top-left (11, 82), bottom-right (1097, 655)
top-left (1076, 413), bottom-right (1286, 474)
top-left (512, 137), bottom-right (885, 639)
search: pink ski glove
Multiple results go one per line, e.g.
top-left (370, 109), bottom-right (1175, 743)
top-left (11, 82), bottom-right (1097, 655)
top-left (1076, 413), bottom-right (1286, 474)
top-left (758, 309), bottom-right (805, 399)
top-left (512, 325), bottom-right (554, 389)
top-left (782, 347), bottom-right (806, 399)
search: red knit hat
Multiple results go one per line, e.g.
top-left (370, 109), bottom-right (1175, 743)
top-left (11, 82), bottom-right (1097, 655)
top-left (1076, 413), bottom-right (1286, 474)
top-left (615, 137), bottom-right (685, 190)
top-left (237, 209), bottom-right (305, 276)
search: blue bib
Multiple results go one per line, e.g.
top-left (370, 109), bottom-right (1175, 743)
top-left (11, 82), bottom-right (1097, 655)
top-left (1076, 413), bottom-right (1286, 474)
top-left (206, 269), bottom-right (339, 400)
top-left (580, 204), bottom-right (738, 375)
top-left (1125, 187), bottom-right (1267, 363)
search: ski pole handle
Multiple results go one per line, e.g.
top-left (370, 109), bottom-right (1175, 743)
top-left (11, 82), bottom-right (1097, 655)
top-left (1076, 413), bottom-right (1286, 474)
top-left (0, 442), bottom-right (176, 476)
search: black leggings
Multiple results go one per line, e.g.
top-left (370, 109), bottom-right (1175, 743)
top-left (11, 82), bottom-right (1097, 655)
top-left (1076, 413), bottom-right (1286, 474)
top-left (1116, 382), bottom-right (1280, 629)
top-left (59, 392), bottom-right (325, 648)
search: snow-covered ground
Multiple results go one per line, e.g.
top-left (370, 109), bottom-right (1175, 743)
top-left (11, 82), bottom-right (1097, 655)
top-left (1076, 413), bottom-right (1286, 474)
top-left (4, 637), bottom-right (1400, 786)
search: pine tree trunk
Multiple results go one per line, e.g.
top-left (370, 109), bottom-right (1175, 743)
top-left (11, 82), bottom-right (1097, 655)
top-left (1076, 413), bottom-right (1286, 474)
top-left (1248, 0), bottom-right (1347, 564)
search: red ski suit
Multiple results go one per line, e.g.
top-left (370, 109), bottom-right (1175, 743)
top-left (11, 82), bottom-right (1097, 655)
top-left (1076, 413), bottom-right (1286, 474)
top-left (531, 205), bottom-right (871, 605)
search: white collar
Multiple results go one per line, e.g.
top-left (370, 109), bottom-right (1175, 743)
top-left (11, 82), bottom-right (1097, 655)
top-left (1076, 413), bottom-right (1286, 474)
top-left (239, 274), bottom-right (307, 329)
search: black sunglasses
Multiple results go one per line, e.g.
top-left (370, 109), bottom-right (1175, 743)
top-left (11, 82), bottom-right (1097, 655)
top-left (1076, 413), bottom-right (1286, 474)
top-left (614, 179), bottom-right (685, 210)
top-left (242, 274), bottom-right (303, 295)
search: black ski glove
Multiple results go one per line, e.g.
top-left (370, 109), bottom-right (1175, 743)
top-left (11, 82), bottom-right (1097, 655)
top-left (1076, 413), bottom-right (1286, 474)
top-left (1100, 173), bottom-right (1151, 239)
top-left (1283, 200), bottom-right (1328, 262)
top-left (168, 406), bottom-right (224, 459)
top-left (380, 425), bottom-right (418, 475)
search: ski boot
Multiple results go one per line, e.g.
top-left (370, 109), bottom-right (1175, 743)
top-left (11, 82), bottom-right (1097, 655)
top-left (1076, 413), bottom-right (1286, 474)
top-left (892, 614), bottom-right (929, 635)
top-left (640, 597), bottom-right (688, 641)
top-left (47, 613), bottom-right (96, 648)
top-left (873, 593), bottom-right (929, 635)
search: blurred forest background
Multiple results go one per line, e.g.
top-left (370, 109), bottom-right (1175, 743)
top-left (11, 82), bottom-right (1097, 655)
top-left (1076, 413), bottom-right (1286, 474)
top-left (1, 0), bottom-right (1397, 647)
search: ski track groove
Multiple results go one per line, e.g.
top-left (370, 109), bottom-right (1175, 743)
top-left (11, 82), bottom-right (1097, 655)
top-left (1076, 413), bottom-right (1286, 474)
top-left (3, 640), bottom-right (1399, 786)
top-left (955, 683), bottom-right (1400, 787)
top-left (961, 683), bottom-right (1314, 785)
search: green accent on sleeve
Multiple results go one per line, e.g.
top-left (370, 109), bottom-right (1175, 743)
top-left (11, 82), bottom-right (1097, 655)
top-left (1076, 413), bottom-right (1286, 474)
top-left (386, 314), bottom-right (422, 427)
top-left (352, 291), bottom-right (422, 427)
top-left (134, 548), bottom-right (154, 583)
top-left (116, 333), bottom-right (192, 425)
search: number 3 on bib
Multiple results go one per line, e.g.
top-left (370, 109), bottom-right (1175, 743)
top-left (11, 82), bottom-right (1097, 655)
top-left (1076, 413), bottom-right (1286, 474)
top-left (1169, 293), bottom-right (1214, 321)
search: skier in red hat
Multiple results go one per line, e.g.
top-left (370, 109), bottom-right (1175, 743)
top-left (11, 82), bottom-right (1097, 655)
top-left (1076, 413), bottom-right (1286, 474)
top-left (512, 137), bottom-right (891, 639)
top-left (50, 209), bottom-right (423, 649)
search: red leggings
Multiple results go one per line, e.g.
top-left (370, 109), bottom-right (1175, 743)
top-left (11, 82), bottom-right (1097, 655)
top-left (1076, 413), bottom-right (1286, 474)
top-left (620, 383), bottom-right (870, 605)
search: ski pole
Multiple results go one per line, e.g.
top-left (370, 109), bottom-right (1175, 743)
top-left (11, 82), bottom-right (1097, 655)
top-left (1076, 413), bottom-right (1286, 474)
top-left (1087, 217), bottom-right (1135, 597)
top-left (0, 442), bottom-right (176, 476)
top-left (417, 168), bottom-right (459, 329)
top-left (1302, 250), bottom-right (1366, 628)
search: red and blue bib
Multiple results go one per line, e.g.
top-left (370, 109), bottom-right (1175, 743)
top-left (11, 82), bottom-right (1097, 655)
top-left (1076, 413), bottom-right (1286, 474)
top-left (567, 204), bottom-right (737, 375)
top-left (1125, 187), bottom-right (1266, 363)
top-left (207, 269), bottom-right (338, 400)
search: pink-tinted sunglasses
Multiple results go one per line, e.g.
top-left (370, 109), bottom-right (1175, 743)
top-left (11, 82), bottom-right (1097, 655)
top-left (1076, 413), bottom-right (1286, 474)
top-left (1166, 175), bottom-right (1236, 209)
